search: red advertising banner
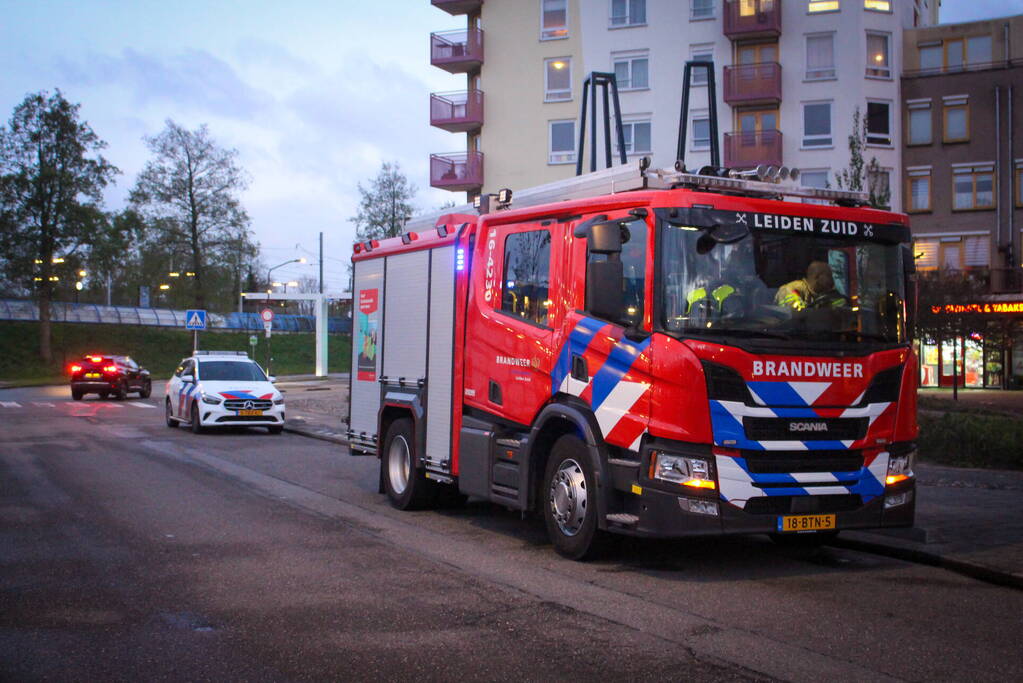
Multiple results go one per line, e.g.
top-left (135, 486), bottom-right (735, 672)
top-left (356, 288), bottom-right (379, 381)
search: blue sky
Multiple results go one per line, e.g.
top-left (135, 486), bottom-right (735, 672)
top-left (1, 0), bottom-right (1021, 290)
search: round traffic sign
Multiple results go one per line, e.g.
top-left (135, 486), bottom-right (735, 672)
top-left (260, 307), bottom-right (275, 323)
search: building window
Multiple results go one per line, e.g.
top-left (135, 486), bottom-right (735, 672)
top-left (545, 58), bottom-right (572, 102)
top-left (866, 32), bottom-right (891, 78)
top-left (806, 33), bottom-right (836, 80)
top-left (610, 0), bottom-right (646, 27)
top-left (953, 166), bottom-right (995, 211)
top-left (907, 101), bottom-right (932, 145)
top-left (692, 115), bottom-right (711, 150)
top-left (808, 1), bottom-right (840, 12)
top-left (690, 45), bottom-right (714, 85)
top-left (801, 169), bottom-right (830, 204)
top-left (691, 0), bottom-right (714, 20)
top-left (964, 235), bottom-right (989, 268)
top-left (914, 238), bottom-right (938, 269)
top-left (502, 230), bottom-right (552, 326)
top-left (967, 35), bottom-right (992, 66)
top-left (617, 120), bottom-right (652, 155)
top-left (866, 101), bottom-right (891, 146)
top-left (548, 120), bottom-right (576, 164)
top-left (867, 168), bottom-right (890, 208)
top-left (802, 101), bottom-right (832, 147)
top-left (943, 98), bottom-right (969, 142)
top-left (918, 42), bottom-right (942, 71)
top-left (864, 0), bottom-right (890, 11)
top-left (907, 169), bottom-right (931, 212)
top-left (613, 53), bottom-right (649, 90)
top-left (541, 0), bottom-right (568, 40)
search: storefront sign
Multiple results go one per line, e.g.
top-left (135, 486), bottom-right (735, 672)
top-left (930, 301), bottom-right (1023, 315)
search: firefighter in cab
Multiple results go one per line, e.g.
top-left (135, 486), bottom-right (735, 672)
top-left (776, 260), bottom-right (845, 311)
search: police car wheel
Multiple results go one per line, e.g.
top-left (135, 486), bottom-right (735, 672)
top-left (542, 435), bottom-right (612, 561)
top-left (165, 399), bottom-right (178, 428)
top-left (382, 418), bottom-right (435, 511)
top-left (267, 425), bottom-right (283, 434)
top-left (190, 402), bottom-right (204, 434)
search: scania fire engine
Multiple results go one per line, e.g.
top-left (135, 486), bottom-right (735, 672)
top-left (347, 161), bottom-right (918, 559)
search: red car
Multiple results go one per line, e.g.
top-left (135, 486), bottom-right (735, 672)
top-left (69, 354), bottom-right (152, 400)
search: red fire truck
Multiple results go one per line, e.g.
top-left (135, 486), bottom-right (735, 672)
top-left (347, 162), bottom-right (917, 559)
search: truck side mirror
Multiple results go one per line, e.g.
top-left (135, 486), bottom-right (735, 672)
top-left (587, 259), bottom-right (625, 323)
top-left (587, 220), bottom-right (623, 254)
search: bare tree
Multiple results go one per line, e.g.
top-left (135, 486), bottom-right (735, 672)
top-left (0, 90), bottom-right (119, 361)
top-left (129, 120), bottom-right (253, 308)
top-left (836, 107), bottom-right (891, 210)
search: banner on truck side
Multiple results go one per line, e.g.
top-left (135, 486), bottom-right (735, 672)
top-left (357, 288), bottom-right (379, 381)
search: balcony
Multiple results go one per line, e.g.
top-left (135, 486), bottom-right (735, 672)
top-left (723, 0), bottom-right (781, 40)
top-left (430, 28), bottom-right (484, 74)
top-left (431, 0), bottom-right (482, 15)
top-left (723, 63), bottom-right (781, 106)
top-left (430, 151), bottom-right (484, 192)
top-left (430, 90), bottom-right (484, 133)
top-left (724, 130), bottom-right (782, 168)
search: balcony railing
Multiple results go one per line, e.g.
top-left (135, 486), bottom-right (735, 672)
top-left (430, 28), bottom-right (484, 73)
top-left (723, 129), bottom-right (782, 168)
top-left (430, 90), bottom-right (484, 133)
top-left (430, 151), bottom-right (484, 192)
top-left (723, 62), bottom-right (782, 106)
top-left (430, 0), bottom-right (482, 16)
top-left (723, 0), bottom-right (781, 39)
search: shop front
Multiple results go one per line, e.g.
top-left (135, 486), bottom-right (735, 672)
top-left (917, 300), bottom-right (1023, 389)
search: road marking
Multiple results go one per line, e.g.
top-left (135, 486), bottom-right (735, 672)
top-left (0, 401), bottom-right (22, 408)
top-left (97, 402), bottom-right (125, 408)
top-left (126, 402), bottom-right (157, 409)
top-left (32, 402), bottom-right (56, 408)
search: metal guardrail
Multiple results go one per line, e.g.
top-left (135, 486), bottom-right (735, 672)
top-left (0, 299), bottom-right (352, 334)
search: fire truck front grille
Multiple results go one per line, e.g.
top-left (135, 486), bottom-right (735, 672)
top-left (742, 450), bottom-right (864, 474)
top-left (224, 399), bottom-right (273, 411)
top-left (743, 494), bottom-right (862, 515)
top-left (743, 417), bottom-right (867, 441)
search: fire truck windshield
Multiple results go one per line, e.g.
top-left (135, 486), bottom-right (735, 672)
top-left (659, 218), bottom-right (907, 345)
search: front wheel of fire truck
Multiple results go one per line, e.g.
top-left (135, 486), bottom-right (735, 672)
top-left (542, 435), bottom-right (611, 561)
top-left (382, 418), bottom-right (435, 511)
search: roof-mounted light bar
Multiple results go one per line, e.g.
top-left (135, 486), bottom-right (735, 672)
top-left (647, 167), bottom-right (868, 205)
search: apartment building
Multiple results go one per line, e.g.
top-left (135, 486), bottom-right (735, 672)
top-left (901, 15), bottom-right (1023, 388)
top-left (427, 0), bottom-right (938, 209)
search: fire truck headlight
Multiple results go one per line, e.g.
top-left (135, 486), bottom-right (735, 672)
top-left (650, 452), bottom-right (715, 490)
top-left (885, 448), bottom-right (916, 486)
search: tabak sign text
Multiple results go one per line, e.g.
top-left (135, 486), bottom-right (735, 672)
top-left (931, 301), bottom-right (1023, 315)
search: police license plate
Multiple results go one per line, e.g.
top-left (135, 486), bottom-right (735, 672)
top-left (85, 372), bottom-right (101, 378)
top-left (777, 514), bottom-right (836, 533)
top-left (239, 409), bottom-right (263, 416)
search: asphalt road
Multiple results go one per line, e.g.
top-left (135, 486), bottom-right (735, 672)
top-left (2, 384), bottom-right (1021, 681)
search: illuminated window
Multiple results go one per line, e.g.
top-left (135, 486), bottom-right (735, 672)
top-left (610, 0), bottom-right (646, 27)
top-left (548, 120), bottom-right (576, 164)
top-left (906, 169), bottom-right (931, 212)
top-left (544, 57), bottom-right (572, 102)
top-left (805, 33), bottom-right (835, 80)
top-left (952, 166), bottom-right (995, 211)
top-left (613, 52), bottom-right (649, 90)
top-left (866, 32), bottom-right (891, 78)
top-left (913, 239), bottom-right (938, 269)
top-left (864, 0), bottom-right (890, 10)
top-left (943, 97), bottom-right (969, 142)
top-left (739, 0), bottom-right (757, 17)
top-left (808, 1), bottom-right (839, 12)
top-left (906, 100), bottom-right (932, 145)
top-left (541, 0), bottom-right (568, 40)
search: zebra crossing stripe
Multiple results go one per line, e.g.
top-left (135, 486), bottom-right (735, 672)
top-left (32, 402), bottom-right (56, 408)
top-left (126, 402), bottom-right (157, 409)
top-left (0, 401), bottom-right (22, 408)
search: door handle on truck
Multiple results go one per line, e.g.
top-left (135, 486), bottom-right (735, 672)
top-left (488, 380), bottom-right (503, 405)
top-left (571, 354), bottom-right (588, 382)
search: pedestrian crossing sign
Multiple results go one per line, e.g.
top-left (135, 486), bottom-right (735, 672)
top-left (185, 309), bottom-right (207, 330)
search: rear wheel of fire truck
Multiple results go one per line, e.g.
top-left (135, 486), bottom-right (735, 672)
top-left (543, 435), bottom-right (612, 561)
top-left (382, 418), bottom-right (435, 510)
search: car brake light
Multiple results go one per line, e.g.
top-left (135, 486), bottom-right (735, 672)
top-left (69, 364), bottom-right (82, 373)
top-left (88, 356), bottom-right (104, 363)
top-left (103, 365), bottom-right (118, 373)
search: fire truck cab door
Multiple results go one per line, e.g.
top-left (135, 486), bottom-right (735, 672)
top-left (465, 222), bottom-right (559, 428)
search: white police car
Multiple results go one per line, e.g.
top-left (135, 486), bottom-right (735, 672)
top-left (165, 351), bottom-right (285, 434)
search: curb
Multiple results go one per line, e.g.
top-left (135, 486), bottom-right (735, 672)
top-left (283, 422), bottom-right (349, 446)
top-left (833, 535), bottom-right (1023, 591)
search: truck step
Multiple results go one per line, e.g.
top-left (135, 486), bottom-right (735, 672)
top-left (606, 513), bottom-right (640, 526)
top-left (607, 458), bottom-right (640, 468)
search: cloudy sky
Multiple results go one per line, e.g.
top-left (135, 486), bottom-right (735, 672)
top-left (1, 0), bottom-right (1021, 291)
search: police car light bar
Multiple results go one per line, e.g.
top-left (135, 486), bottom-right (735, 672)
top-left (645, 168), bottom-right (869, 205)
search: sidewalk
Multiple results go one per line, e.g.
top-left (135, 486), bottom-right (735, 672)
top-left (283, 376), bottom-right (1023, 588)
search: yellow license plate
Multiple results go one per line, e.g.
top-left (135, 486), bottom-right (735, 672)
top-left (85, 372), bottom-right (101, 378)
top-left (777, 514), bottom-right (836, 533)
top-left (239, 409), bottom-right (263, 416)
